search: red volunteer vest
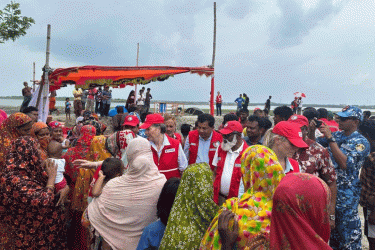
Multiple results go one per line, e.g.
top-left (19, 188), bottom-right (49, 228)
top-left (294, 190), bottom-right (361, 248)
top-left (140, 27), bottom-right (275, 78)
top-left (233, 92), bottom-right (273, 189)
top-left (173, 133), bottom-right (182, 145)
top-left (287, 157), bottom-right (300, 174)
top-left (151, 136), bottom-right (181, 180)
top-left (188, 130), bottom-right (223, 170)
top-left (213, 142), bottom-right (249, 204)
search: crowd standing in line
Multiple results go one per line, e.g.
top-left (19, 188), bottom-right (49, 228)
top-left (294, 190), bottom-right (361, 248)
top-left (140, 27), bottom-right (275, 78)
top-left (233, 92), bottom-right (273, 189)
top-left (0, 85), bottom-right (374, 249)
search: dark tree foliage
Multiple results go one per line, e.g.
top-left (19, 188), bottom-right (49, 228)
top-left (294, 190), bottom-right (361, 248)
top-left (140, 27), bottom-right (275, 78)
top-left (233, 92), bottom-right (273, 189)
top-left (0, 2), bottom-right (35, 43)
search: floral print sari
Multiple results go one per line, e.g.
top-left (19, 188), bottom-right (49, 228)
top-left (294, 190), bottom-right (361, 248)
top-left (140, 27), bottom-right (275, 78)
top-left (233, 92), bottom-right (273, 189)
top-left (159, 163), bottom-right (219, 250)
top-left (200, 145), bottom-right (285, 249)
top-left (0, 113), bottom-right (32, 167)
top-left (0, 136), bottom-right (67, 250)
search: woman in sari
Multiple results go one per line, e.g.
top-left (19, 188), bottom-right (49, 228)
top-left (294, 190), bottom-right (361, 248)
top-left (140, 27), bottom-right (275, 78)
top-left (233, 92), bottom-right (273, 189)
top-left (0, 112), bottom-right (32, 167)
top-left (270, 173), bottom-right (332, 250)
top-left (71, 124), bottom-right (113, 213)
top-left (200, 145), bottom-right (285, 250)
top-left (159, 162), bottom-right (219, 250)
top-left (88, 137), bottom-right (166, 250)
top-left (106, 129), bottom-right (137, 166)
top-left (32, 121), bottom-right (51, 161)
top-left (0, 109), bottom-right (7, 124)
top-left (0, 136), bottom-right (67, 249)
top-left (63, 124), bottom-right (96, 250)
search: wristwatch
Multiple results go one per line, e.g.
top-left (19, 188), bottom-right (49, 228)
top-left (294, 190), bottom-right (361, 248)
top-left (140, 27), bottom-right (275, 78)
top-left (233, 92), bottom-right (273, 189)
top-left (327, 137), bottom-right (336, 143)
top-left (330, 215), bottom-right (335, 221)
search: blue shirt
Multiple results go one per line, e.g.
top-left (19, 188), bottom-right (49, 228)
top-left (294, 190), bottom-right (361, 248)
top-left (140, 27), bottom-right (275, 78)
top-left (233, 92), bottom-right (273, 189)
top-left (317, 131), bottom-right (370, 192)
top-left (235, 97), bottom-right (244, 107)
top-left (65, 101), bottom-right (71, 109)
top-left (136, 220), bottom-right (166, 250)
top-left (184, 132), bottom-right (213, 164)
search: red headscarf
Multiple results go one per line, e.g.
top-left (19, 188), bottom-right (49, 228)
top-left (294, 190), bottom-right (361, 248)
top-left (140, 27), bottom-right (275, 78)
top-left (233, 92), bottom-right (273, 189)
top-left (63, 125), bottom-right (96, 184)
top-left (270, 173), bottom-right (332, 250)
top-left (0, 113), bottom-right (32, 168)
top-left (48, 121), bottom-right (62, 129)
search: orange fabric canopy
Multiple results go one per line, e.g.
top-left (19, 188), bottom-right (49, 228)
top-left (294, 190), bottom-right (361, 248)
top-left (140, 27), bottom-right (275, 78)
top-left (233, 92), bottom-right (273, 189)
top-left (49, 65), bottom-right (214, 91)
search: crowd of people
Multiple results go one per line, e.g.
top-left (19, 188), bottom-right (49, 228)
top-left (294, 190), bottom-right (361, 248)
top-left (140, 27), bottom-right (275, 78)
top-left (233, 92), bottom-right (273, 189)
top-left (2, 87), bottom-right (375, 250)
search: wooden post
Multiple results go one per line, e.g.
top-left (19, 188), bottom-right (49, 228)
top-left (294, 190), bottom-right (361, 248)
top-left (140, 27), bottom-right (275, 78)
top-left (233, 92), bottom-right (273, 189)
top-left (134, 43), bottom-right (139, 104)
top-left (32, 62), bottom-right (35, 92)
top-left (36, 25), bottom-right (51, 111)
top-left (210, 2), bottom-right (216, 116)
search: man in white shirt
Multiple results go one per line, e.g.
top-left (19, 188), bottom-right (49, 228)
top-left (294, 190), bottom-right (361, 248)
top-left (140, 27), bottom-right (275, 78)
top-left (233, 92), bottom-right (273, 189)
top-left (212, 121), bottom-right (249, 206)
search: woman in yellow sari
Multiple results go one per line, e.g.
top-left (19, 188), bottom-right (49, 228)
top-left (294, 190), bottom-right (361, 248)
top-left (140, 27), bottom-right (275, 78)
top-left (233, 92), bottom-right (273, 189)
top-left (200, 145), bottom-right (285, 250)
top-left (71, 134), bottom-right (112, 212)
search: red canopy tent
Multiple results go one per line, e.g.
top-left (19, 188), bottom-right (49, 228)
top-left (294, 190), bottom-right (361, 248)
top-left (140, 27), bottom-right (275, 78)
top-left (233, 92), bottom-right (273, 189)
top-left (48, 65), bottom-right (214, 91)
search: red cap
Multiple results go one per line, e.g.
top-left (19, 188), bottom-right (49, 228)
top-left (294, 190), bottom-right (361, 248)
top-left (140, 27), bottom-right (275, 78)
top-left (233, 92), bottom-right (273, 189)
top-left (219, 121), bottom-right (243, 135)
top-left (122, 115), bottom-right (140, 127)
top-left (139, 114), bottom-right (164, 129)
top-left (272, 121), bottom-right (308, 148)
top-left (287, 115), bottom-right (309, 128)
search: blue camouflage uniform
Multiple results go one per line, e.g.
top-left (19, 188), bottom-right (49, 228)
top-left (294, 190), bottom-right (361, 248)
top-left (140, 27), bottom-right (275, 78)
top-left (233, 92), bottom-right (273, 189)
top-left (318, 106), bottom-right (370, 250)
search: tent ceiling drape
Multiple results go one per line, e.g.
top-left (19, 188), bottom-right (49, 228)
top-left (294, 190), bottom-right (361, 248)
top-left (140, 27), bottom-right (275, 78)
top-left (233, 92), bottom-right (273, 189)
top-left (48, 65), bottom-right (214, 91)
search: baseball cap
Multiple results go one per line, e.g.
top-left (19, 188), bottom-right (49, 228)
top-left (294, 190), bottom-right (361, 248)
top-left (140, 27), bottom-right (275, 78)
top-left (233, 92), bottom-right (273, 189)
top-left (122, 115), bottom-right (140, 127)
top-left (287, 115), bottom-right (309, 128)
top-left (336, 105), bottom-right (363, 121)
top-left (139, 114), bottom-right (164, 129)
top-left (219, 121), bottom-right (243, 135)
top-left (272, 121), bottom-right (308, 148)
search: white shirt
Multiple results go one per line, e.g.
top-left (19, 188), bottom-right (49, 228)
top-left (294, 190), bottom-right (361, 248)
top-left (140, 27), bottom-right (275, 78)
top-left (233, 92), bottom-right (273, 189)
top-left (150, 134), bottom-right (188, 172)
top-left (49, 158), bottom-right (66, 184)
top-left (137, 93), bottom-right (145, 105)
top-left (284, 158), bottom-right (294, 174)
top-left (212, 142), bottom-right (245, 197)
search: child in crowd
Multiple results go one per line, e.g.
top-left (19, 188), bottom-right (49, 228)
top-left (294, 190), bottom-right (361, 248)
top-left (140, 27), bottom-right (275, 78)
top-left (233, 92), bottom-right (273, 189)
top-left (82, 158), bottom-right (124, 232)
top-left (47, 140), bottom-right (67, 192)
top-left (65, 97), bottom-right (71, 120)
top-left (91, 158), bottom-right (125, 198)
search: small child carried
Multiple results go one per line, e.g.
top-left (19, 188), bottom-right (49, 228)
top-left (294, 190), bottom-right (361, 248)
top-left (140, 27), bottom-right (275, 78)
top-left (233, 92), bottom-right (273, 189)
top-left (82, 158), bottom-right (124, 228)
top-left (47, 140), bottom-right (67, 192)
top-left (90, 158), bottom-right (124, 198)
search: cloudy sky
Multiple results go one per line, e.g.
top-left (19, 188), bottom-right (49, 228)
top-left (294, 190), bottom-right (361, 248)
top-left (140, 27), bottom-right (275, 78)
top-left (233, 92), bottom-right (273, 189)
top-left (1, 0), bottom-right (374, 105)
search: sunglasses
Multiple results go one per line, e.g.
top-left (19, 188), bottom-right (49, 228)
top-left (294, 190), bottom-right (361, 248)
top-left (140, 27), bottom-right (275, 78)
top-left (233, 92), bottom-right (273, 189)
top-left (339, 116), bottom-right (356, 122)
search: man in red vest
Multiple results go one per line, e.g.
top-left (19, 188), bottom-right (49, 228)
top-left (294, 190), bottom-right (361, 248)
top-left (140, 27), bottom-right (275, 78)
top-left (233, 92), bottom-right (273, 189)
top-left (140, 114), bottom-right (188, 179)
top-left (184, 113), bottom-right (223, 170)
top-left (212, 121), bottom-right (249, 205)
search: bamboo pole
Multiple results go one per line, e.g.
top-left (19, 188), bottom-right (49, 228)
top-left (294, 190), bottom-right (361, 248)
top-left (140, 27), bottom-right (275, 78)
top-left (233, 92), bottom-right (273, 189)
top-left (210, 2), bottom-right (216, 116)
top-left (134, 43), bottom-right (139, 104)
top-left (36, 25), bottom-right (51, 111)
top-left (32, 62), bottom-right (35, 92)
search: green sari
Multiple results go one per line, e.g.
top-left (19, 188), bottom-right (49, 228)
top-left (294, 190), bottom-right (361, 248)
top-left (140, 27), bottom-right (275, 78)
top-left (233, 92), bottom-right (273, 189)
top-left (159, 162), bottom-right (219, 250)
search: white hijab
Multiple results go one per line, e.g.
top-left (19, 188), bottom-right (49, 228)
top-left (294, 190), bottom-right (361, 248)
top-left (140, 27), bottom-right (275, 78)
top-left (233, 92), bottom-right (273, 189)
top-left (88, 137), bottom-right (166, 250)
